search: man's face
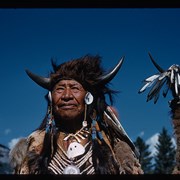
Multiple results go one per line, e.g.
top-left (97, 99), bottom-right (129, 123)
top-left (52, 79), bottom-right (87, 120)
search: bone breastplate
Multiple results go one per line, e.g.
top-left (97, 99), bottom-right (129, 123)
top-left (48, 127), bottom-right (95, 174)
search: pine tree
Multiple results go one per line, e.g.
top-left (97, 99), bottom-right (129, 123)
top-left (134, 136), bottom-right (153, 174)
top-left (153, 127), bottom-right (176, 174)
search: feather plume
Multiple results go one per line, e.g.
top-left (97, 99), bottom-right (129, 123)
top-left (162, 79), bottom-right (170, 98)
top-left (177, 73), bottom-right (180, 86)
top-left (147, 77), bottom-right (167, 103)
top-left (139, 62), bottom-right (180, 103)
top-left (145, 74), bottom-right (160, 82)
top-left (138, 74), bottom-right (160, 94)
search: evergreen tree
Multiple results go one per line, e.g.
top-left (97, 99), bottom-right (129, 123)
top-left (153, 127), bottom-right (176, 174)
top-left (134, 136), bottom-right (153, 174)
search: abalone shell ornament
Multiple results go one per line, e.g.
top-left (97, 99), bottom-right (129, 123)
top-left (84, 92), bottom-right (93, 105)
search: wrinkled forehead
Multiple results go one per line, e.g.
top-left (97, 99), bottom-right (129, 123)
top-left (53, 79), bottom-right (85, 89)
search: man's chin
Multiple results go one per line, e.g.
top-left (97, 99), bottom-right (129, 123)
top-left (59, 113), bottom-right (80, 120)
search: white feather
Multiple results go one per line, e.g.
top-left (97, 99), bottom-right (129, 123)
top-left (139, 81), bottom-right (155, 93)
top-left (178, 73), bottom-right (180, 86)
top-left (105, 107), bottom-right (130, 140)
top-left (48, 91), bottom-right (52, 102)
top-left (145, 74), bottom-right (160, 82)
top-left (170, 69), bottom-right (174, 83)
top-left (158, 72), bottom-right (168, 80)
top-left (105, 107), bottom-right (140, 158)
top-left (175, 75), bottom-right (179, 96)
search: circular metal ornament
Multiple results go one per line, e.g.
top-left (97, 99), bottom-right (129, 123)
top-left (63, 165), bottom-right (80, 174)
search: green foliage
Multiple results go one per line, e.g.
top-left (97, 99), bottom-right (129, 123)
top-left (134, 127), bottom-right (176, 174)
top-left (134, 136), bottom-right (153, 174)
top-left (153, 127), bottom-right (176, 174)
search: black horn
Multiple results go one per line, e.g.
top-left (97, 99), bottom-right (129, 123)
top-left (93, 56), bottom-right (124, 85)
top-left (148, 53), bottom-right (164, 73)
top-left (25, 69), bottom-right (51, 90)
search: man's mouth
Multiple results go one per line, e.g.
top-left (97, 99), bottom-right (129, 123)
top-left (58, 104), bottom-right (77, 110)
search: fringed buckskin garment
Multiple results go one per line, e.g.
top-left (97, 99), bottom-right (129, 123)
top-left (9, 54), bottom-right (143, 174)
top-left (10, 107), bottom-right (143, 174)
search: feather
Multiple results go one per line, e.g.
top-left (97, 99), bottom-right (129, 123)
top-left (153, 78), bottom-right (167, 103)
top-left (138, 74), bottom-right (160, 93)
top-left (145, 74), bottom-right (160, 82)
top-left (139, 56), bottom-right (180, 103)
top-left (167, 64), bottom-right (180, 98)
top-left (163, 79), bottom-right (170, 97)
top-left (170, 68), bottom-right (174, 84)
top-left (48, 91), bottom-right (52, 102)
top-left (153, 90), bottom-right (160, 104)
top-left (104, 107), bottom-right (140, 158)
top-left (147, 78), bottom-right (166, 102)
top-left (138, 81), bottom-right (154, 93)
top-left (146, 79), bottom-right (161, 101)
top-left (177, 73), bottom-right (180, 86)
top-left (158, 71), bottom-right (168, 81)
top-left (174, 72), bottom-right (179, 96)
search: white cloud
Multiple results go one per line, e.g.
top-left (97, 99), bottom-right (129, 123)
top-left (146, 133), bottom-right (176, 157)
top-left (146, 133), bottom-right (159, 157)
top-left (171, 137), bottom-right (176, 148)
top-left (139, 131), bottom-right (144, 137)
top-left (4, 128), bottom-right (11, 135)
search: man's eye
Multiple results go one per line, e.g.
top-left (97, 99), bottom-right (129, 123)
top-left (55, 87), bottom-right (64, 92)
top-left (72, 87), bottom-right (79, 90)
top-left (57, 87), bottom-right (64, 90)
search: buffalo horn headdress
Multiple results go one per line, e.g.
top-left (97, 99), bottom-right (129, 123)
top-left (25, 55), bottom-right (124, 91)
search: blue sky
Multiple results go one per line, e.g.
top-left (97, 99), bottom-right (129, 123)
top-left (0, 8), bottom-right (180, 148)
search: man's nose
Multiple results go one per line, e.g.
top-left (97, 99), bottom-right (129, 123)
top-left (61, 88), bottom-right (73, 100)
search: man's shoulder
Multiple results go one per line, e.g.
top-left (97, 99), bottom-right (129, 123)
top-left (27, 129), bottom-right (45, 153)
top-left (27, 129), bottom-right (45, 141)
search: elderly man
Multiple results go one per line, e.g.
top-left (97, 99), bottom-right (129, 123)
top-left (9, 54), bottom-right (143, 174)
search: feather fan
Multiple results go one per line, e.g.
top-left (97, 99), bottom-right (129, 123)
top-left (139, 53), bottom-right (180, 104)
